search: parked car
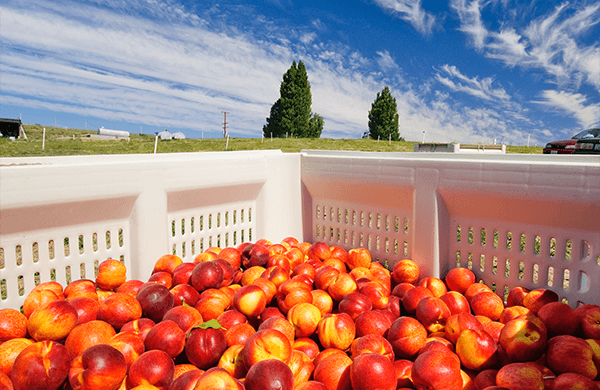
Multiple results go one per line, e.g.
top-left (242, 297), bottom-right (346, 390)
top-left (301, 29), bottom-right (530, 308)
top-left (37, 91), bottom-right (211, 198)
top-left (573, 133), bottom-right (600, 154)
top-left (543, 128), bottom-right (600, 154)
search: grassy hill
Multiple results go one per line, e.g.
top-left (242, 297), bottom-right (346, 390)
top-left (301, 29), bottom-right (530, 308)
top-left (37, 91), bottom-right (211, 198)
top-left (0, 124), bottom-right (542, 157)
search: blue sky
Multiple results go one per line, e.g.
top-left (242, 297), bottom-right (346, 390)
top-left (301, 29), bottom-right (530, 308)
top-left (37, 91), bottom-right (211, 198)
top-left (2, 0), bottom-right (600, 145)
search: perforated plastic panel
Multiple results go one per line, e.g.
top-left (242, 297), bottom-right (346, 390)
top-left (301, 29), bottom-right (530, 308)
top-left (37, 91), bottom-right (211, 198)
top-left (168, 201), bottom-right (257, 262)
top-left (0, 151), bottom-right (302, 310)
top-left (300, 150), bottom-right (600, 307)
top-left (449, 216), bottom-right (600, 306)
top-left (0, 221), bottom-right (130, 306)
top-left (311, 201), bottom-right (411, 269)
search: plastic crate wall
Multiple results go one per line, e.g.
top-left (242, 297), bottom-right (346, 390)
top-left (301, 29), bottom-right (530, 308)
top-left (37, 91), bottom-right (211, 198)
top-left (450, 217), bottom-right (599, 307)
top-left (301, 151), bottom-right (600, 307)
top-left (0, 151), bottom-right (302, 310)
top-left (435, 156), bottom-right (600, 307)
top-left (301, 153), bottom-right (415, 271)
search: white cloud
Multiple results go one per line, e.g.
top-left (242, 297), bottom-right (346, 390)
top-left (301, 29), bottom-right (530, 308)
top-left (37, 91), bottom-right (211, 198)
top-left (376, 50), bottom-right (400, 73)
top-left (395, 93), bottom-right (536, 146)
top-left (452, 1), bottom-right (600, 93)
top-left (432, 64), bottom-right (540, 141)
top-left (450, 0), bottom-right (488, 50)
top-left (540, 128), bottom-right (555, 138)
top-left (534, 90), bottom-right (600, 129)
top-left (348, 51), bottom-right (371, 70)
top-left (300, 32), bottom-right (317, 45)
top-left (312, 19), bottom-right (326, 31)
top-left (486, 28), bottom-right (529, 65)
top-left (435, 65), bottom-right (511, 102)
top-left (372, 0), bottom-right (436, 35)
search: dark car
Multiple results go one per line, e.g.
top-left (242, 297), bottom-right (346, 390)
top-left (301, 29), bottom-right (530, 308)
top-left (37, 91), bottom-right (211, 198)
top-left (573, 133), bottom-right (600, 154)
top-left (543, 128), bottom-right (600, 154)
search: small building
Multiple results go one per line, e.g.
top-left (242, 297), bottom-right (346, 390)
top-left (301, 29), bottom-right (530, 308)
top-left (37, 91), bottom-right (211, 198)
top-left (0, 118), bottom-right (25, 139)
top-left (86, 126), bottom-right (130, 140)
top-left (157, 129), bottom-right (172, 140)
top-left (98, 127), bottom-right (130, 138)
top-left (171, 132), bottom-right (186, 140)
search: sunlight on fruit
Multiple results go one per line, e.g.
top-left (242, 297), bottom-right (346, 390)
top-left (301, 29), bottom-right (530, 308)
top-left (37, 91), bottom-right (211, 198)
top-left (0, 236), bottom-right (597, 390)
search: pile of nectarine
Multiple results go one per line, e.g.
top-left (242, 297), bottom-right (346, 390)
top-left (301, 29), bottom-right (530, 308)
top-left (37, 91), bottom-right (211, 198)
top-left (1, 238), bottom-right (600, 390)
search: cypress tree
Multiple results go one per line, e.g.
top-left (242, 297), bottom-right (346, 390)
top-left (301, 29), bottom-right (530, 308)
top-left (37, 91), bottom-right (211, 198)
top-left (263, 61), bottom-right (323, 138)
top-left (367, 86), bottom-right (401, 141)
top-left (263, 98), bottom-right (283, 138)
top-left (308, 113), bottom-right (324, 138)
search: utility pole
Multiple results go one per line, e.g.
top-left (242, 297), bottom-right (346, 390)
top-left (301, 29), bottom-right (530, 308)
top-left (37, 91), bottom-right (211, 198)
top-left (221, 111), bottom-right (229, 138)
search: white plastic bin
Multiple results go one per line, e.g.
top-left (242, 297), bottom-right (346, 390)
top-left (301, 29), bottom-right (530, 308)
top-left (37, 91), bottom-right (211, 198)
top-left (1, 150), bottom-right (599, 311)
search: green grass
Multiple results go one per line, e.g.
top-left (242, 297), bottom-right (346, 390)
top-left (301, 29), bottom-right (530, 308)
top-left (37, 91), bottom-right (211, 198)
top-left (0, 124), bottom-right (543, 157)
top-left (505, 145), bottom-right (543, 154)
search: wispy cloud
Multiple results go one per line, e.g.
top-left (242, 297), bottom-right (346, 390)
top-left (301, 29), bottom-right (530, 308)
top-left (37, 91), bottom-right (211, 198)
top-left (450, 0), bottom-right (488, 49)
top-left (372, 0), bottom-right (436, 35)
top-left (376, 50), bottom-right (400, 73)
top-left (486, 28), bottom-right (529, 65)
top-left (312, 19), bottom-right (326, 31)
top-left (300, 32), bottom-right (317, 45)
top-left (521, 2), bottom-right (600, 90)
top-left (452, 1), bottom-right (600, 92)
top-left (435, 64), bottom-right (511, 102)
top-left (433, 64), bottom-right (538, 135)
top-left (534, 90), bottom-right (600, 129)
top-left (396, 91), bottom-right (535, 145)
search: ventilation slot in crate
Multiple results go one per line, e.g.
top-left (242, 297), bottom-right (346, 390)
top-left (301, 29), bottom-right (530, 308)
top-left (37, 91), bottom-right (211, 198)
top-left (0, 222), bottom-right (130, 310)
top-left (450, 218), bottom-right (600, 307)
top-left (168, 202), bottom-right (256, 261)
top-left (312, 202), bottom-right (411, 270)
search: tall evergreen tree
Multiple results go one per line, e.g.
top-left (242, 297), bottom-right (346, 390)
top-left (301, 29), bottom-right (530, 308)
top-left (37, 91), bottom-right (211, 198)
top-left (367, 86), bottom-right (401, 141)
top-left (263, 61), bottom-right (323, 138)
top-left (263, 98), bottom-right (283, 138)
top-left (308, 113), bottom-right (324, 138)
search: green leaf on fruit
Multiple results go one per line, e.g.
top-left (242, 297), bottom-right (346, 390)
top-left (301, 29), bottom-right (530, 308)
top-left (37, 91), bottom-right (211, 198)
top-left (196, 319), bottom-right (223, 330)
